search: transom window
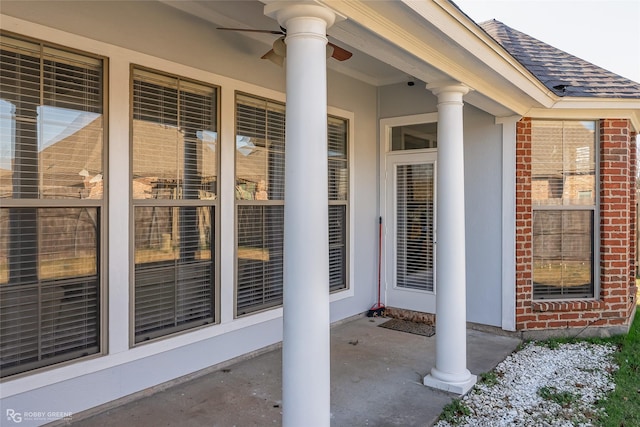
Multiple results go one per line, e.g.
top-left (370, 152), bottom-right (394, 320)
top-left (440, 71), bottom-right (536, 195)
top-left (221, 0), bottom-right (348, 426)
top-left (131, 67), bottom-right (218, 342)
top-left (532, 120), bottom-right (597, 299)
top-left (391, 122), bottom-right (437, 151)
top-left (0, 33), bottom-right (105, 377)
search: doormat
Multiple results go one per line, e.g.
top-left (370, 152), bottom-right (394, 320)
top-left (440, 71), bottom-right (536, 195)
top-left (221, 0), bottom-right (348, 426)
top-left (378, 319), bottom-right (435, 337)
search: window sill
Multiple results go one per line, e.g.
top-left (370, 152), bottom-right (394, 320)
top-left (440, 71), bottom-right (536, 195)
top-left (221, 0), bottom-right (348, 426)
top-left (532, 300), bottom-right (605, 312)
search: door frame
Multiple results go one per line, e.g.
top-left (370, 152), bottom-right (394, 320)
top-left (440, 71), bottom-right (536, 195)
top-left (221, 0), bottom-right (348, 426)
top-left (379, 113), bottom-right (438, 313)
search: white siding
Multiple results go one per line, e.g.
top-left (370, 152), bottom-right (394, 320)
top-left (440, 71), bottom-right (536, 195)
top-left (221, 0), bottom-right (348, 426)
top-left (0, 2), bottom-right (379, 421)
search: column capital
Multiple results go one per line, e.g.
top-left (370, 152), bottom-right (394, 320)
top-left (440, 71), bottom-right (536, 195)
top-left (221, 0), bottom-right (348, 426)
top-left (264, 1), bottom-right (344, 32)
top-left (426, 80), bottom-right (471, 98)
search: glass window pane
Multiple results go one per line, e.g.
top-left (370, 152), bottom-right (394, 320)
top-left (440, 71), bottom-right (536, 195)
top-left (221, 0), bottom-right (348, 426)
top-left (134, 206), bottom-right (214, 341)
top-left (391, 122), bottom-right (437, 151)
top-left (328, 117), bottom-right (348, 201)
top-left (396, 163), bottom-right (435, 291)
top-left (0, 207), bottom-right (100, 377)
top-left (329, 205), bottom-right (347, 291)
top-left (236, 205), bottom-right (284, 315)
top-left (532, 121), bottom-right (595, 206)
top-left (533, 210), bottom-right (593, 298)
top-left (132, 69), bottom-right (217, 200)
top-left (235, 95), bottom-right (285, 201)
top-left (1, 36), bottom-right (104, 200)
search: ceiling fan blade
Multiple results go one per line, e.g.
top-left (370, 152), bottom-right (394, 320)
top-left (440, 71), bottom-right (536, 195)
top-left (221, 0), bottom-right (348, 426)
top-left (328, 42), bottom-right (353, 61)
top-left (261, 49), bottom-right (284, 67)
top-left (261, 49), bottom-right (276, 60)
top-left (217, 27), bottom-right (284, 35)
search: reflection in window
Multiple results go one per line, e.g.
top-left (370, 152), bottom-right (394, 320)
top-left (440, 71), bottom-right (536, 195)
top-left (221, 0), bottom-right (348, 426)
top-left (235, 95), bottom-right (286, 315)
top-left (0, 99), bottom-right (15, 172)
top-left (0, 33), bottom-right (104, 377)
top-left (391, 122), bottom-right (437, 151)
top-left (531, 121), bottom-right (596, 299)
top-left (533, 210), bottom-right (594, 298)
top-left (0, 47), bottom-right (104, 199)
top-left (132, 70), bottom-right (217, 201)
top-left (131, 67), bottom-right (218, 342)
top-left (134, 206), bottom-right (213, 339)
top-left (532, 121), bottom-right (596, 206)
top-left (234, 94), bottom-right (350, 316)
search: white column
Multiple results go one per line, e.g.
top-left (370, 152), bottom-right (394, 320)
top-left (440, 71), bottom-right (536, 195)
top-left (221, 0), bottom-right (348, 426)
top-left (265, 3), bottom-right (337, 426)
top-left (423, 81), bottom-right (477, 395)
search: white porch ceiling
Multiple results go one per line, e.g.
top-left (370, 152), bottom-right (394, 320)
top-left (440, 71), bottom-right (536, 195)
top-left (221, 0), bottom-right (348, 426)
top-left (160, 0), bottom-right (534, 117)
top-left (162, 0), bottom-right (428, 87)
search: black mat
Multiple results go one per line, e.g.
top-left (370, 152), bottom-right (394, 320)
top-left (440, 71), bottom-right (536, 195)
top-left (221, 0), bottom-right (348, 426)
top-left (378, 319), bottom-right (435, 337)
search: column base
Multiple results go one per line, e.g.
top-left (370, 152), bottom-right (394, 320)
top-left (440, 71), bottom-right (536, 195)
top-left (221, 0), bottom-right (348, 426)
top-left (423, 371), bottom-right (477, 395)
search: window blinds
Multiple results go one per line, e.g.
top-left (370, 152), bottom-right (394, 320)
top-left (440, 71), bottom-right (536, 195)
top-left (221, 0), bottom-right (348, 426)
top-left (235, 95), bottom-right (286, 314)
top-left (0, 34), bottom-right (104, 377)
top-left (132, 67), bottom-right (217, 342)
top-left (531, 120), bottom-right (596, 299)
top-left (328, 116), bottom-right (348, 291)
top-left (235, 95), bottom-right (349, 315)
top-left (395, 163), bottom-right (435, 292)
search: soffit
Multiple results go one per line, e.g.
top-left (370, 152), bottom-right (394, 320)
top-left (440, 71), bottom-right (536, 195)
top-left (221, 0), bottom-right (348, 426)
top-left (161, 0), bottom-right (527, 116)
top-left (161, 0), bottom-right (410, 86)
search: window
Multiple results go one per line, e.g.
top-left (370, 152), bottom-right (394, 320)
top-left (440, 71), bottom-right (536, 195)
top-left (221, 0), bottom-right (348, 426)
top-left (391, 122), bottom-right (437, 151)
top-left (0, 34), bottom-right (105, 377)
top-left (532, 120), bottom-right (597, 299)
top-left (328, 116), bottom-right (349, 291)
top-left (235, 94), bottom-right (285, 315)
top-left (132, 67), bottom-right (218, 342)
top-left (235, 94), bottom-right (349, 316)
top-left (396, 163), bottom-right (435, 291)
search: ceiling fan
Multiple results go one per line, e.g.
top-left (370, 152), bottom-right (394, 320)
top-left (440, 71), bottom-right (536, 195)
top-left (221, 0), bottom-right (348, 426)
top-left (217, 26), bottom-right (353, 66)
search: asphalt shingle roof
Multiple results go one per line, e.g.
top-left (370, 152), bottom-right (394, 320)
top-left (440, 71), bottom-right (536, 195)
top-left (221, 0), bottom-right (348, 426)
top-left (479, 19), bottom-right (640, 98)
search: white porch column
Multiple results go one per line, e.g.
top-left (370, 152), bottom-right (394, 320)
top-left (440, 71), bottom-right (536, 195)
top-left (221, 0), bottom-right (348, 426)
top-left (423, 81), bottom-right (477, 395)
top-left (265, 3), bottom-right (337, 426)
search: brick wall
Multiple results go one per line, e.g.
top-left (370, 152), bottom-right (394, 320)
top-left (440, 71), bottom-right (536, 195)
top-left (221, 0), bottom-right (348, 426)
top-left (514, 118), bottom-right (637, 333)
top-left (630, 130), bottom-right (638, 310)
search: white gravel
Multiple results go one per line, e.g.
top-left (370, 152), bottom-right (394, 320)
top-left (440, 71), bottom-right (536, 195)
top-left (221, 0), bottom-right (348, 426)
top-left (435, 341), bottom-right (618, 427)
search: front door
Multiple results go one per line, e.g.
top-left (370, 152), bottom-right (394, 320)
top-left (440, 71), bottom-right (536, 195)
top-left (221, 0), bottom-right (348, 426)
top-left (385, 151), bottom-right (437, 313)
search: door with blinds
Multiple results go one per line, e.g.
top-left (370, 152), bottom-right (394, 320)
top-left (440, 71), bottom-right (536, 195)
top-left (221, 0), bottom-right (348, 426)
top-left (385, 152), bottom-right (437, 313)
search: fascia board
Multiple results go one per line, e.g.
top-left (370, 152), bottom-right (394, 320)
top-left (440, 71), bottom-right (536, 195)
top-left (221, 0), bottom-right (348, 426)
top-left (550, 98), bottom-right (640, 110)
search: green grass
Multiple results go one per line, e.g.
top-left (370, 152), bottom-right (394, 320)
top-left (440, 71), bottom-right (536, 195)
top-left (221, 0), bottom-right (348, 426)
top-left (438, 399), bottom-right (471, 425)
top-left (599, 307), bottom-right (640, 427)
top-left (537, 386), bottom-right (581, 408)
top-left (478, 371), bottom-right (499, 387)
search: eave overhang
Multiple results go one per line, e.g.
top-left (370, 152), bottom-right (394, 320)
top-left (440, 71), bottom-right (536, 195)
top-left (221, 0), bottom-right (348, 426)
top-left (319, 0), bottom-right (639, 127)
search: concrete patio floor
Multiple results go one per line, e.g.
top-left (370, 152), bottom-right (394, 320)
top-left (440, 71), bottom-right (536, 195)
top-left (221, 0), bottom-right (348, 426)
top-left (65, 316), bottom-right (521, 427)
